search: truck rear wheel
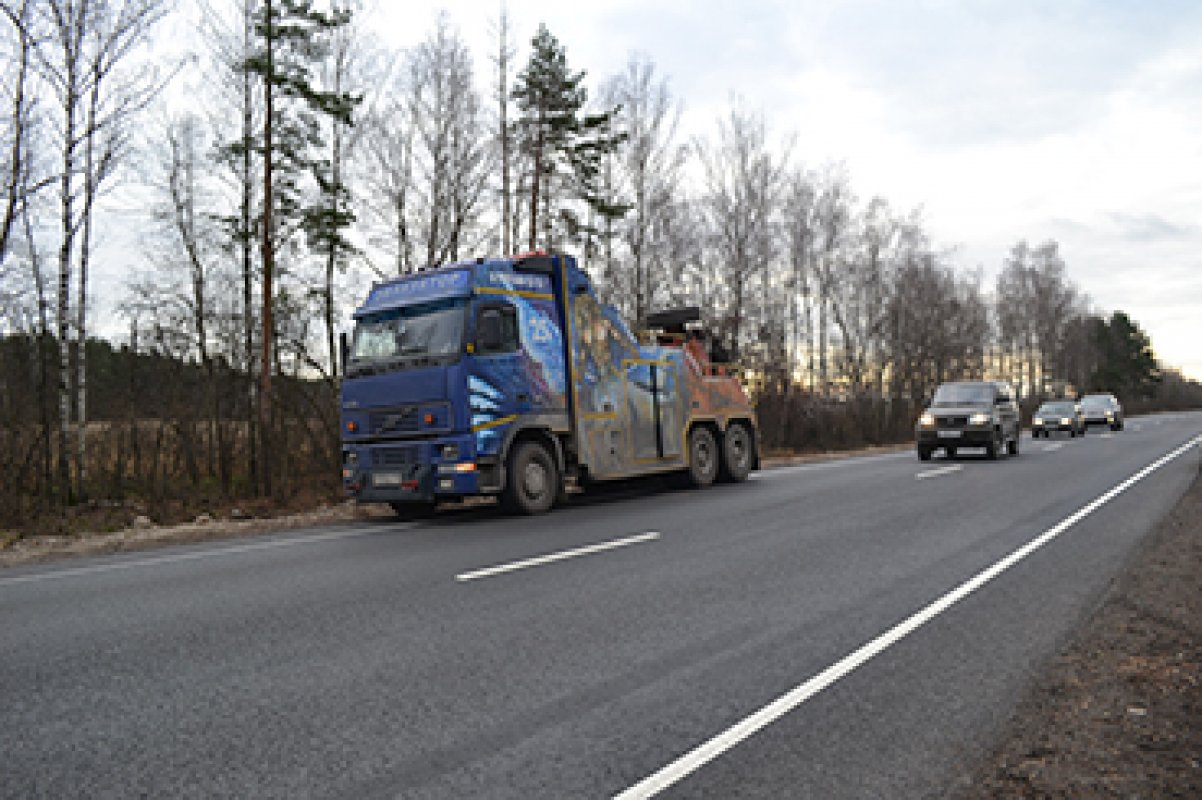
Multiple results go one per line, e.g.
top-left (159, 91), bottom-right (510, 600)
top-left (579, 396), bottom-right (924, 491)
top-left (718, 423), bottom-right (753, 482)
top-left (685, 426), bottom-right (719, 488)
top-left (503, 440), bottom-right (558, 515)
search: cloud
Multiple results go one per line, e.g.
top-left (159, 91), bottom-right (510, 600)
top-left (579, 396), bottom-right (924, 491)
top-left (1103, 213), bottom-right (1198, 242)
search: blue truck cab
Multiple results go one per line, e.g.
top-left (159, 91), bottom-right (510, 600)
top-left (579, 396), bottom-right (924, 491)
top-left (341, 252), bottom-right (758, 515)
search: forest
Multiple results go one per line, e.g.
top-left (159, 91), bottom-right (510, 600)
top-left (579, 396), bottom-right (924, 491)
top-left (1, 1), bottom-right (1197, 535)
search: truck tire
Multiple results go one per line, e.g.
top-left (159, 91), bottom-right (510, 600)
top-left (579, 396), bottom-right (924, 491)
top-left (685, 425), bottom-right (719, 487)
top-left (718, 423), bottom-right (753, 483)
top-left (502, 440), bottom-right (558, 515)
top-left (1007, 430), bottom-right (1020, 455)
top-left (917, 446), bottom-right (932, 461)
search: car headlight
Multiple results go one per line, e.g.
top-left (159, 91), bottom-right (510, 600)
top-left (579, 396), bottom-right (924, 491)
top-left (969, 412), bottom-right (991, 426)
top-left (1060, 417), bottom-right (1071, 426)
top-left (1105, 411), bottom-right (1114, 420)
top-left (918, 412), bottom-right (935, 427)
top-left (1032, 417), bottom-right (1043, 426)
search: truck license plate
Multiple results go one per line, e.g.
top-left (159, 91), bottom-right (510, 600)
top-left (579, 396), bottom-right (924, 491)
top-left (937, 430), bottom-right (961, 438)
top-left (373, 472), bottom-right (404, 487)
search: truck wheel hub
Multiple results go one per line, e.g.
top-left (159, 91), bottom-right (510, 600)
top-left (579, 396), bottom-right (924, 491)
top-left (523, 462), bottom-right (547, 497)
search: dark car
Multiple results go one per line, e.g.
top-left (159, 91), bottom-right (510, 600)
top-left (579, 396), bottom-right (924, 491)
top-left (1080, 393), bottom-right (1124, 431)
top-left (916, 381), bottom-right (1022, 461)
top-left (1031, 400), bottom-right (1085, 438)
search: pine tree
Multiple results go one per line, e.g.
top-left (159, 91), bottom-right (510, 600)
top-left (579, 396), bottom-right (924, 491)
top-left (512, 24), bottom-right (625, 250)
top-left (243, 0), bottom-right (358, 496)
top-left (1090, 311), bottom-right (1160, 400)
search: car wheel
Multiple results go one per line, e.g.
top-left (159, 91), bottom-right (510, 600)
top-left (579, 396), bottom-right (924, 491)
top-left (686, 426), bottom-right (719, 487)
top-left (917, 446), bottom-right (932, 462)
top-left (502, 440), bottom-right (558, 514)
top-left (985, 430), bottom-right (1000, 460)
top-left (1008, 431), bottom-right (1019, 456)
top-left (717, 423), bottom-right (753, 483)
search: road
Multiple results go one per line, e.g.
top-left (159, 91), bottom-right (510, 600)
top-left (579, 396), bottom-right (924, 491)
top-left (2, 412), bottom-right (1200, 799)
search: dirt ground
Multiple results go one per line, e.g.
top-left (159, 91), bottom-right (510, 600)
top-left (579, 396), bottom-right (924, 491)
top-left (3, 446), bottom-right (1199, 798)
top-left (957, 469), bottom-right (1202, 798)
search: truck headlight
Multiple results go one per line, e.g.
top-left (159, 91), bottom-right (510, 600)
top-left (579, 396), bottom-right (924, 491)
top-left (918, 412), bottom-right (935, 427)
top-left (969, 412), bottom-right (991, 426)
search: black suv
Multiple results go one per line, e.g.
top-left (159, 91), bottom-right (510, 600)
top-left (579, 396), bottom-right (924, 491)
top-left (916, 381), bottom-right (1022, 461)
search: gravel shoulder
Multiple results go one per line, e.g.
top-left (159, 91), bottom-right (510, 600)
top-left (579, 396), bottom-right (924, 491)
top-left (957, 468), bottom-right (1202, 797)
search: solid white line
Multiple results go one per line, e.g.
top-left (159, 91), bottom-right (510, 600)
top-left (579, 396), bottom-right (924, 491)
top-left (1101, 433), bottom-right (1114, 439)
top-left (1042, 443), bottom-right (1065, 452)
top-left (455, 532), bottom-right (660, 582)
top-left (613, 434), bottom-right (1202, 800)
top-left (915, 465), bottom-right (962, 480)
top-left (0, 524), bottom-right (394, 589)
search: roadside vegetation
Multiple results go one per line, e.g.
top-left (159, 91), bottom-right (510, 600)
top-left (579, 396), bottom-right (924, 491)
top-left (2, 2), bottom-right (1200, 540)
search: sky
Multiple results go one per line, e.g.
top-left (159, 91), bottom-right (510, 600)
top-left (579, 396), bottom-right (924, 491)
top-left (360, 0), bottom-right (1202, 379)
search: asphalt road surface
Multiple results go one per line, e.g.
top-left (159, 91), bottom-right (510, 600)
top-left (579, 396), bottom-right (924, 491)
top-left (3, 412), bottom-right (1201, 799)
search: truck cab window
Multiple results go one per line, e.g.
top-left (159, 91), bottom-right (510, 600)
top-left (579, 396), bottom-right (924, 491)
top-left (476, 306), bottom-right (519, 355)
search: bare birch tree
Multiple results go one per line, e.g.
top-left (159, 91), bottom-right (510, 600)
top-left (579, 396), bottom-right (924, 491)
top-left (600, 54), bottom-right (685, 326)
top-left (696, 100), bottom-right (787, 363)
top-left (35, 0), bottom-right (169, 502)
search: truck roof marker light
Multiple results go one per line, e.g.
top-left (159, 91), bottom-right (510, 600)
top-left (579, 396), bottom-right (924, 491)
top-left (423, 412), bottom-right (436, 425)
top-left (346, 420), bottom-right (358, 433)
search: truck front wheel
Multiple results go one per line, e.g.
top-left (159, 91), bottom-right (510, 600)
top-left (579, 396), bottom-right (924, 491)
top-left (503, 440), bottom-right (559, 515)
top-left (685, 426), bottom-right (719, 488)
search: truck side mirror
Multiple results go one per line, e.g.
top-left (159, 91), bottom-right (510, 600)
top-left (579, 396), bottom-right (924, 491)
top-left (477, 310), bottom-right (503, 352)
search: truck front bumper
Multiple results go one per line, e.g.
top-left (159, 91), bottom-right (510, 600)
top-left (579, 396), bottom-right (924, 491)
top-left (343, 436), bottom-right (483, 502)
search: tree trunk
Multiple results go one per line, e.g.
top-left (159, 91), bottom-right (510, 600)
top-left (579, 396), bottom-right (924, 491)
top-left (258, 0), bottom-right (275, 498)
top-left (56, 59), bottom-right (78, 506)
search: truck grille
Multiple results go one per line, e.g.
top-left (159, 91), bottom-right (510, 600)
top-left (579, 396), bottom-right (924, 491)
top-left (369, 407), bottom-right (419, 435)
top-left (373, 445), bottom-right (420, 466)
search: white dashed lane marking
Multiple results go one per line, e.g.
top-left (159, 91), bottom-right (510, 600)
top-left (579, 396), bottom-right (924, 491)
top-left (915, 465), bottom-right (963, 480)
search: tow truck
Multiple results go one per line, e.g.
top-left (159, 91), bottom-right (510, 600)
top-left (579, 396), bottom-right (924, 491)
top-left (340, 252), bottom-right (759, 515)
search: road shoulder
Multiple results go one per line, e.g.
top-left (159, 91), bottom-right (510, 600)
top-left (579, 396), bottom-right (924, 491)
top-left (956, 467), bottom-right (1202, 797)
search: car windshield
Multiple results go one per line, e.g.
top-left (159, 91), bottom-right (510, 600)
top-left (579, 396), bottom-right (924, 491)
top-left (348, 300), bottom-right (465, 375)
top-left (932, 383), bottom-right (994, 406)
top-left (1038, 402), bottom-right (1074, 415)
top-left (1081, 396), bottom-right (1111, 409)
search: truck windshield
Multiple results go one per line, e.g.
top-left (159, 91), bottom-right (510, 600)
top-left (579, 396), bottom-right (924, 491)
top-left (348, 300), bottom-right (465, 375)
top-left (932, 384), bottom-right (994, 406)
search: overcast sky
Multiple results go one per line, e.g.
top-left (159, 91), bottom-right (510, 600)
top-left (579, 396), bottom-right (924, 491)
top-left (359, 0), bottom-right (1201, 379)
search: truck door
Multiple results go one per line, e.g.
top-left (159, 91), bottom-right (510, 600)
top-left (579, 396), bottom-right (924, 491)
top-left (625, 359), bottom-right (682, 461)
